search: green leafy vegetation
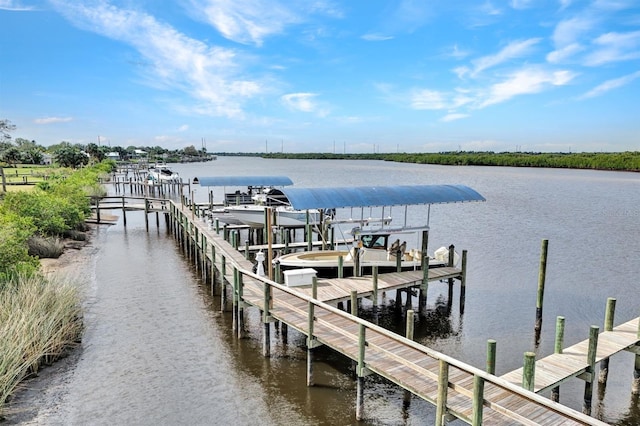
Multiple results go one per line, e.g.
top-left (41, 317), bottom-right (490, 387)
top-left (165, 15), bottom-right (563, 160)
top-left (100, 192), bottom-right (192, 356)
top-left (261, 151), bottom-right (640, 172)
top-left (0, 160), bottom-right (115, 417)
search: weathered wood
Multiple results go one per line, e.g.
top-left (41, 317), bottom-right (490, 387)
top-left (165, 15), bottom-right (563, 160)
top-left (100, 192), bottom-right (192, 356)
top-left (487, 340), bottom-right (496, 375)
top-left (173, 201), bottom-right (616, 426)
top-left (523, 352), bottom-right (536, 392)
top-left (552, 316), bottom-right (565, 402)
top-left (534, 239), bottom-right (549, 341)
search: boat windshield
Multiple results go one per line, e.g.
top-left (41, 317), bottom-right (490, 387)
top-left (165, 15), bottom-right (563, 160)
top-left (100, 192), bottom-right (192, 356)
top-left (361, 234), bottom-right (388, 249)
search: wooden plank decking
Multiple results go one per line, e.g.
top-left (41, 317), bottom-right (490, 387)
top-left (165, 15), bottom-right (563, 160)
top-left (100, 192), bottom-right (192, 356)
top-left (172, 202), bottom-right (613, 425)
top-left (501, 318), bottom-right (640, 393)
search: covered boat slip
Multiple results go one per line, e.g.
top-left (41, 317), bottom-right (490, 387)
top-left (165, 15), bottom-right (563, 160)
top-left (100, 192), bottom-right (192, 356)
top-left (194, 175), bottom-right (293, 205)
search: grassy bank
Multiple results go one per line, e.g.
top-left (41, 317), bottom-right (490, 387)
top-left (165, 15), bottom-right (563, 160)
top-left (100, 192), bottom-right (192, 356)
top-left (0, 161), bottom-right (115, 419)
top-left (0, 274), bottom-right (83, 418)
top-left (260, 151), bottom-right (640, 172)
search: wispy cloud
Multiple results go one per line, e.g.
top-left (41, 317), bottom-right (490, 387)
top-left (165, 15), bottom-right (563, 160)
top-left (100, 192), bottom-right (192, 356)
top-left (583, 31), bottom-right (640, 66)
top-left (189, 0), bottom-right (300, 46)
top-left (0, 0), bottom-right (35, 11)
top-left (51, 1), bottom-right (264, 118)
top-left (480, 66), bottom-right (576, 107)
top-left (470, 38), bottom-right (542, 76)
top-left (361, 33), bottom-right (393, 41)
top-left (509, 0), bottom-right (533, 10)
top-left (34, 116), bottom-right (73, 124)
top-left (410, 89), bottom-right (447, 110)
top-left (440, 113), bottom-right (469, 122)
top-left (281, 92), bottom-right (329, 116)
top-left (580, 70), bottom-right (640, 99)
top-left (178, 124), bottom-right (189, 131)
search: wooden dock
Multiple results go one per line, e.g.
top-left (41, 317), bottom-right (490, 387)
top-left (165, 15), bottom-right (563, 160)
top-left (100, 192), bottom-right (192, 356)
top-left (168, 201), bottom-right (619, 425)
top-left (501, 317), bottom-right (640, 393)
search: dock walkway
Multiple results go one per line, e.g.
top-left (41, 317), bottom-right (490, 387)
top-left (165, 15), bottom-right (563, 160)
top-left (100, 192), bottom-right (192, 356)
top-left (501, 318), bottom-right (640, 393)
top-left (172, 202), bottom-right (611, 425)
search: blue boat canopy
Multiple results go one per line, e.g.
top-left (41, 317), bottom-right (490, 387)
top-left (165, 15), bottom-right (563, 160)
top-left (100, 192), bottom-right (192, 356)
top-left (193, 176), bottom-right (293, 187)
top-left (280, 184), bottom-right (485, 210)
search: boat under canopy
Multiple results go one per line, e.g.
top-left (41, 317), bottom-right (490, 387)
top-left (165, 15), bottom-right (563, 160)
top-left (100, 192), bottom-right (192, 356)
top-left (193, 176), bottom-right (293, 187)
top-left (277, 184), bottom-right (485, 211)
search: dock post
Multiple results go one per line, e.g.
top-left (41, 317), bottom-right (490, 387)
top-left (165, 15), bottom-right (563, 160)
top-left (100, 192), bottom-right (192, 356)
top-left (244, 239), bottom-right (250, 260)
top-left (355, 324), bottom-right (366, 421)
top-left (459, 250), bottom-right (467, 314)
top-left (419, 253), bottom-right (429, 315)
top-left (338, 255), bottom-right (344, 279)
top-left (232, 268), bottom-right (238, 332)
top-left (350, 290), bottom-right (358, 317)
top-left (552, 316), bottom-right (565, 402)
top-left (262, 280), bottom-right (271, 357)
top-left (435, 360), bottom-right (449, 426)
top-left (598, 298), bottom-right (616, 389)
top-left (210, 242), bottom-right (216, 295)
top-left (472, 374), bottom-right (485, 425)
top-left (95, 197), bottom-right (101, 223)
top-left (534, 239), bottom-right (549, 344)
top-left (486, 339), bottom-right (496, 375)
top-left (284, 231), bottom-right (290, 254)
top-left (144, 198), bottom-right (149, 232)
top-left (220, 256), bottom-right (227, 312)
top-left (403, 310), bottom-right (415, 408)
top-left (372, 266), bottom-right (379, 310)
top-left (523, 352), bottom-right (536, 392)
top-left (583, 325), bottom-right (599, 415)
top-left (237, 273), bottom-right (245, 339)
top-left (633, 312), bottom-right (640, 395)
top-left (122, 196), bottom-right (127, 227)
top-left (304, 224), bottom-right (311, 251)
top-left (307, 277), bottom-right (318, 386)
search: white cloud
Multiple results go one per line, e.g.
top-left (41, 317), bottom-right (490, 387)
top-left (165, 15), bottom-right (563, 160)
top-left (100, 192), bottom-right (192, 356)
top-left (361, 33), bottom-right (394, 41)
top-left (34, 116), bottom-right (73, 124)
top-left (510, 0), bottom-right (533, 10)
top-left (551, 17), bottom-right (595, 47)
top-left (440, 113), bottom-right (469, 122)
top-left (583, 31), bottom-right (640, 66)
top-left (546, 43), bottom-right (584, 63)
top-left (51, 1), bottom-right (264, 118)
top-left (580, 70), bottom-right (640, 99)
top-left (0, 0), bottom-right (35, 10)
top-left (281, 92), bottom-right (329, 116)
top-left (480, 67), bottom-right (576, 107)
top-left (191, 0), bottom-right (300, 46)
top-left (178, 124), bottom-right (189, 131)
top-left (471, 38), bottom-right (542, 76)
top-left (410, 89), bottom-right (447, 110)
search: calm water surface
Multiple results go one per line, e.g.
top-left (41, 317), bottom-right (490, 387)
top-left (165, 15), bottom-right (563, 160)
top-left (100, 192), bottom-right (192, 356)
top-left (8, 157), bottom-right (640, 425)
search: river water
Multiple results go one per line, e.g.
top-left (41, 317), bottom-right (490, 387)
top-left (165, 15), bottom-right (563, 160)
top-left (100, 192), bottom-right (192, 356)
top-left (7, 157), bottom-right (640, 425)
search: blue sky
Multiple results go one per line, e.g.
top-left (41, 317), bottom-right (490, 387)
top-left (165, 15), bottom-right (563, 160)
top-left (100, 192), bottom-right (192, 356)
top-left (1, 1), bottom-right (639, 153)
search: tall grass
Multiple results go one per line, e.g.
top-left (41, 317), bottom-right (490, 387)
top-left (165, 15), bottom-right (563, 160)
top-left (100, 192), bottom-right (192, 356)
top-left (0, 273), bottom-right (83, 418)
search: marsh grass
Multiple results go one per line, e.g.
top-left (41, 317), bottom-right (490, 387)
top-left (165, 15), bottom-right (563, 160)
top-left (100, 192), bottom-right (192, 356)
top-left (27, 236), bottom-right (65, 258)
top-left (0, 273), bottom-right (83, 418)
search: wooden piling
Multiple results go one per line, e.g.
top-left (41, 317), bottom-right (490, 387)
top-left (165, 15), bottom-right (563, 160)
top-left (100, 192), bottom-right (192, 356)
top-left (523, 352), bottom-right (536, 392)
top-left (355, 324), bottom-right (366, 421)
top-left (486, 340), bottom-right (496, 375)
top-left (633, 312), bottom-right (640, 395)
top-left (599, 298), bottom-right (616, 388)
top-left (435, 360), bottom-right (449, 426)
top-left (403, 310), bottom-right (415, 407)
top-left (583, 325), bottom-right (599, 415)
top-left (552, 316), bottom-right (565, 402)
top-left (472, 374), bottom-right (485, 425)
top-left (534, 239), bottom-right (549, 342)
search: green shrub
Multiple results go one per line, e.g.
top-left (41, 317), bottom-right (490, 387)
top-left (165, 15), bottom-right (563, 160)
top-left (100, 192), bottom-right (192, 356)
top-left (27, 236), bottom-right (65, 259)
top-left (0, 213), bottom-right (38, 280)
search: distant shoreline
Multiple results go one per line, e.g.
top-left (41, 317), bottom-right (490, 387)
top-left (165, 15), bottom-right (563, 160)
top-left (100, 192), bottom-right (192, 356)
top-left (216, 151), bottom-right (640, 173)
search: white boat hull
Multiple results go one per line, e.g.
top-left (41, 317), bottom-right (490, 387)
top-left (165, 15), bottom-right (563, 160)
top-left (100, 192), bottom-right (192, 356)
top-left (225, 205), bottom-right (321, 228)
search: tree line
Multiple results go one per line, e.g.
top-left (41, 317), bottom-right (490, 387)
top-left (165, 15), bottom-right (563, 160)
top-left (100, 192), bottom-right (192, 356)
top-left (261, 151), bottom-right (640, 172)
top-left (0, 119), bottom-right (210, 169)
